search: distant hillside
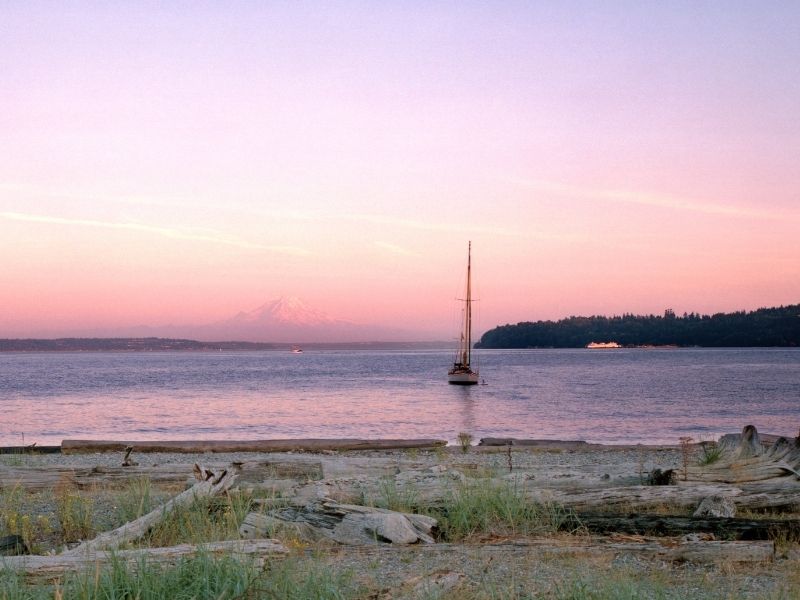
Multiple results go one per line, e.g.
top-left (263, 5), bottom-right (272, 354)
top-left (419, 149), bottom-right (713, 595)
top-left (475, 304), bottom-right (800, 349)
top-left (0, 338), bottom-right (280, 352)
top-left (0, 338), bottom-right (449, 352)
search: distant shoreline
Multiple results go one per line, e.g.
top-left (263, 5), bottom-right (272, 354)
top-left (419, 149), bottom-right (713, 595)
top-left (3, 338), bottom-right (800, 353)
top-left (0, 337), bottom-right (451, 353)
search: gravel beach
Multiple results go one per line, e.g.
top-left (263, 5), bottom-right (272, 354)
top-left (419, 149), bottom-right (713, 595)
top-left (3, 442), bottom-right (799, 599)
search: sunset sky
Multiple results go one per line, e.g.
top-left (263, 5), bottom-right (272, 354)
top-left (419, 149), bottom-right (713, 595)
top-left (2, 2), bottom-right (799, 340)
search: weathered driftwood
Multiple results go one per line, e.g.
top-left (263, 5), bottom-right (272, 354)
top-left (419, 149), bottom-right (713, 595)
top-left (284, 468), bottom-right (800, 513)
top-left (121, 446), bottom-right (138, 467)
top-left (495, 538), bottom-right (774, 564)
top-left (240, 500), bottom-right (437, 545)
top-left (479, 438), bottom-right (588, 449)
top-left (65, 464), bottom-right (237, 556)
top-left (689, 427), bottom-right (800, 483)
top-left (0, 445), bottom-right (60, 455)
top-left (0, 459), bottom-right (323, 492)
top-left (2, 539), bottom-right (288, 580)
top-left (536, 481), bottom-right (800, 512)
top-left (61, 438), bottom-right (447, 454)
top-left (315, 537), bottom-right (774, 565)
top-left (563, 513), bottom-right (800, 540)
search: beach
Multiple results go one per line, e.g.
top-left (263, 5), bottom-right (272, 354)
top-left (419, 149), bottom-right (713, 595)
top-left (2, 436), bottom-right (799, 598)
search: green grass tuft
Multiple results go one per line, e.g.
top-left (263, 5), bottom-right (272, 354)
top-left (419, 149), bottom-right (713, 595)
top-left (0, 554), bottom-right (362, 600)
top-left (433, 479), bottom-right (569, 541)
top-left (139, 490), bottom-right (253, 548)
top-left (698, 442), bottom-right (724, 466)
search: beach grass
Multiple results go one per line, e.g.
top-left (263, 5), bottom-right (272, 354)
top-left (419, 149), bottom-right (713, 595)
top-left (0, 485), bottom-right (52, 554)
top-left (432, 479), bottom-right (571, 541)
top-left (139, 490), bottom-right (254, 548)
top-left (54, 486), bottom-right (94, 544)
top-left (0, 553), bottom-right (361, 600)
top-left (113, 476), bottom-right (154, 524)
top-left (698, 441), bottom-right (725, 466)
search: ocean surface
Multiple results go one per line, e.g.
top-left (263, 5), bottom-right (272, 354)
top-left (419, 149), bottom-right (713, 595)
top-left (1, 348), bottom-right (798, 446)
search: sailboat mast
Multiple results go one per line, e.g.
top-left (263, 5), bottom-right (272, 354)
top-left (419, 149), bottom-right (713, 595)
top-left (465, 241), bottom-right (472, 366)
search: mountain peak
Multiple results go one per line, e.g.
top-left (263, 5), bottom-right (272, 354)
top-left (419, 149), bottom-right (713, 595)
top-left (239, 296), bottom-right (338, 326)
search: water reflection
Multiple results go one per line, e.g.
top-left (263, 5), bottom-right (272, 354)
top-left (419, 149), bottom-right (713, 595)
top-left (455, 387), bottom-right (477, 434)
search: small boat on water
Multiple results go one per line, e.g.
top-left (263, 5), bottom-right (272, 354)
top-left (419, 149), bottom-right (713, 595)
top-left (448, 242), bottom-right (479, 385)
top-left (586, 341), bottom-right (621, 349)
top-left (290, 346), bottom-right (303, 354)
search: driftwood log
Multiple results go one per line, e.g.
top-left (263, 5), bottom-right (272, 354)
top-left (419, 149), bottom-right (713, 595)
top-left (240, 500), bottom-right (437, 545)
top-left (61, 438), bottom-right (446, 454)
top-left (535, 481), bottom-right (800, 512)
top-left (309, 537), bottom-right (774, 565)
top-left (563, 513), bottom-right (800, 540)
top-left (0, 445), bottom-right (60, 455)
top-left (2, 539), bottom-right (288, 581)
top-left (286, 471), bottom-right (800, 513)
top-left (492, 538), bottom-right (775, 563)
top-left (65, 464), bottom-right (237, 556)
top-left (0, 459), bottom-right (323, 492)
top-left (688, 426), bottom-right (800, 483)
top-left (478, 438), bottom-right (589, 449)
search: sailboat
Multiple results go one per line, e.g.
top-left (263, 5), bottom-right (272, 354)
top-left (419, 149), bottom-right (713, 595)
top-left (448, 242), bottom-right (479, 385)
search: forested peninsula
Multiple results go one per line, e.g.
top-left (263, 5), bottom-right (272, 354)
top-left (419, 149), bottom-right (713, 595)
top-left (476, 304), bottom-right (800, 349)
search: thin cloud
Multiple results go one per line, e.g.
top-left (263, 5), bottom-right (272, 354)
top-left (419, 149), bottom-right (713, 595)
top-left (345, 212), bottom-right (519, 237)
top-left (0, 211), bottom-right (311, 255)
top-left (510, 177), bottom-right (794, 220)
top-left (374, 241), bottom-right (419, 257)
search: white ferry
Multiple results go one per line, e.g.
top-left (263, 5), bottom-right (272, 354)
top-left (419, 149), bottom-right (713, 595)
top-left (585, 341), bottom-right (622, 349)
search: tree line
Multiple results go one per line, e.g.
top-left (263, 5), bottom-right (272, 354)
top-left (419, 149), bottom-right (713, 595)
top-left (475, 304), bottom-right (800, 348)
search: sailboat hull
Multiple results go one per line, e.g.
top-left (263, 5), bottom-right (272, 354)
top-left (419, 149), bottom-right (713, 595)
top-left (448, 370), bottom-right (479, 385)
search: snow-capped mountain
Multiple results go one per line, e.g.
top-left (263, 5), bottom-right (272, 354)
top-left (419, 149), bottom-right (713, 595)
top-left (70, 297), bottom-right (435, 343)
top-left (183, 296), bottom-right (426, 343)
top-left (229, 297), bottom-right (339, 327)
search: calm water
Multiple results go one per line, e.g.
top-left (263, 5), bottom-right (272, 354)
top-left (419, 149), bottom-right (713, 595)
top-left (1, 348), bottom-right (798, 446)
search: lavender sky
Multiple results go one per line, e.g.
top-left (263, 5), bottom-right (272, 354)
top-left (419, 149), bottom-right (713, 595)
top-left (2, 2), bottom-right (799, 340)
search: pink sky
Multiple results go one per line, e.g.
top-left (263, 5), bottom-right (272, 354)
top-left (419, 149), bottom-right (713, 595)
top-left (2, 3), bottom-right (799, 340)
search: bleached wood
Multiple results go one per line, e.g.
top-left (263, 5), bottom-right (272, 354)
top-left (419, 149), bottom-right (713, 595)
top-left (533, 482), bottom-right (800, 512)
top-left (64, 465), bottom-right (237, 556)
top-left (277, 537), bottom-right (773, 565)
top-left (563, 513), bottom-right (800, 539)
top-left (1, 459), bottom-right (322, 492)
top-left (240, 500), bottom-right (437, 545)
top-left (61, 438), bottom-right (446, 454)
top-left (499, 538), bottom-right (774, 563)
top-left (2, 539), bottom-right (287, 580)
top-left (688, 426), bottom-right (800, 484)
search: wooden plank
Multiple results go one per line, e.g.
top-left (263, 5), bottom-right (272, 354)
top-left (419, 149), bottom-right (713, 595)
top-left (61, 439), bottom-right (447, 454)
top-left (2, 539), bottom-right (288, 580)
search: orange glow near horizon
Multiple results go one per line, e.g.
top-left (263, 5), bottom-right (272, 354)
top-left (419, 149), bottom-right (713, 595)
top-left (2, 4), bottom-right (799, 340)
